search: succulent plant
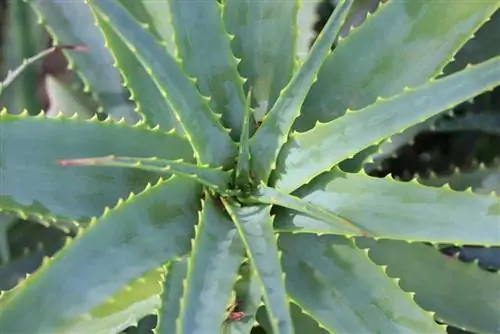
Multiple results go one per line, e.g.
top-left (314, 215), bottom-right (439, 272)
top-left (0, 1), bottom-right (499, 333)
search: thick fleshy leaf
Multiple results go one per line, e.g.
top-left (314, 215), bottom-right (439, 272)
top-left (156, 258), bottom-right (188, 334)
top-left (223, 0), bottom-right (298, 118)
top-left (0, 112), bottom-right (193, 220)
top-left (358, 238), bottom-right (500, 333)
top-left (0, 177), bottom-right (200, 333)
top-left (275, 168), bottom-right (500, 245)
top-left (175, 194), bottom-right (245, 333)
top-left (252, 185), bottom-right (367, 236)
top-left (169, 0), bottom-right (246, 139)
top-left (274, 56), bottom-right (500, 192)
top-left (118, 0), bottom-right (176, 55)
top-left (256, 303), bottom-right (329, 334)
top-left (89, 0), bottom-right (237, 167)
top-left (0, 0), bottom-right (43, 115)
top-left (294, 1), bottom-right (500, 131)
top-left (224, 261), bottom-right (263, 334)
top-left (223, 202), bottom-right (294, 334)
top-left (91, 9), bottom-right (181, 132)
top-left (28, 0), bottom-right (136, 121)
top-left (235, 92), bottom-right (253, 190)
top-left (250, 0), bottom-right (353, 183)
top-left (58, 156), bottom-right (233, 195)
top-left (279, 234), bottom-right (443, 333)
top-left (443, 9), bottom-right (500, 75)
top-left (68, 267), bottom-right (163, 334)
top-left (432, 112), bottom-right (500, 136)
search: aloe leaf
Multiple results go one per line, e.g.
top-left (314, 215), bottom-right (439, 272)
top-left (57, 156), bottom-right (233, 195)
top-left (0, 178), bottom-right (200, 333)
top-left (174, 194), bottom-right (245, 333)
top-left (156, 258), bottom-right (188, 334)
top-left (27, 0), bottom-right (137, 122)
top-left (357, 238), bottom-right (500, 333)
top-left (274, 55), bottom-right (500, 193)
top-left (250, 0), bottom-right (353, 183)
top-left (443, 9), bottom-right (500, 75)
top-left (252, 185), bottom-right (368, 237)
top-left (235, 91), bottom-right (253, 190)
top-left (224, 261), bottom-right (263, 334)
top-left (275, 168), bottom-right (500, 245)
top-left (0, 213), bottom-right (17, 264)
top-left (223, 0), bottom-right (298, 118)
top-left (256, 303), bottom-right (329, 334)
top-left (118, 0), bottom-right (176, 55)
top-left (91, 8), bottom-right (181, 133)
top-left (68, 267), bottom-right (163, 334)
top-left (169, 0), bottom-right (246, 139)
top-left (223, 202), bottom-right (294, 334)
top-left (0, 112), bottom-right (193, 220)
top-left (279, 234), bottom-right (443, 333)
top-left (45, 75), bottom-right (95, 118)
top-left (89, 0), bottom-right (237, 167)
top-left (295, 1), bottom-right (500, 131)
top-left (0, 0), bottom-right (44, 115)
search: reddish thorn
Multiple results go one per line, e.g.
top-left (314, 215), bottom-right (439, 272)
top-left (228, 311), bottom-right (245, 322)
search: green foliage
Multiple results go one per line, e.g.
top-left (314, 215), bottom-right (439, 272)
top-left (0, 1), bottom-right (499, 333)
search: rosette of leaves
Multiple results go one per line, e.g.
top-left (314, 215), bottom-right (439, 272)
top-left (0, 1), bottom-right (500, 333)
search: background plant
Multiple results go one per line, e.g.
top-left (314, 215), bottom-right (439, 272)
top-left (0, 1), bottom-right (499, 333)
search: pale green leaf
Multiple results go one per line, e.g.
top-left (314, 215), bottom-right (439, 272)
top-left (0, 112), bottom-right (193, 221)
top-left (57, 156), bottom-right (233, 195)
top-left (256, 303), bottom-right (330, 334)
top-left (235, 91), bottom-right (253, 190)
top-left (89, 0), bottom-right (237, 167)
top-left (28, 0), bottom-right (136, 121)
top-left (223, 0), bottom-right (298, 119)
top-left (175, 194), bottom-right (245, 334)
top-left (274, 56), bottom-right (500, 193)
top-left (275, 168), bottom-right (500, 245)
top-left (45, 75), bottom-right (94, 118)
top-left (0, 178), bottom-right (200, 333)
top-left (223, 202), bottom-right (294, 334)
top-left (156, 258), bottom-right (188, 334)
top-left (295, 1), bottom-right (500, 131)
top-left (357, 238), bottom-right (500, 333)
top-left (250, 0), bottom-right (354, 183)
top-left (91, 8), bottom-right (181, 132)
top-left (169, 0), bottom-right (246, 139)
top-left (279, 233), bottom-right (444, 333)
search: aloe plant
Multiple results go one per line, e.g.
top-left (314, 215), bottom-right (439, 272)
top-left (0, 1), bottom-right (499, 333)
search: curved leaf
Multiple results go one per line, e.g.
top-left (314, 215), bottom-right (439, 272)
top-left (156, 258), bottom-right (188, 334)
top-left (250, 0), bottom-right (354, 183)
top-left (58, 156), bottom-right (233, 195)
top-left (0, 177), bottom-right (200, 333)
top-left (45, 75), bottom-right (94, 118)
top-left (91, 9), bottom-right (182, 132)
top-left (223, 202), bottom-right (294, 334)
top-left (27, 0), bottom-right (136, 121)
top-left (235, 91), bottom-right (253, 190)
top-left (252, 185), bottom-right (367, 236)
top-left (357, 238), bottom-right (500, 333)
top-left (279, 233), bottom-right (443, 333)
top-left (89, 0), bottom-right (237, 167)
top-left (175, 194), bottom-right (245, 334)
top-left (169, 0), bottom-right (246, 139)
top-left (295, 1), bottom-right (500, 131)
top-left (274, 55), bottom-right (500, 193)
top-left (224, 261), bottom-right (263, 334)
top-left (0, 112), bottom-right (193, 221)
top-left (275, 168), bottom-right (500, 245)
top-left (223, 0), bottom-right (298, 118)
